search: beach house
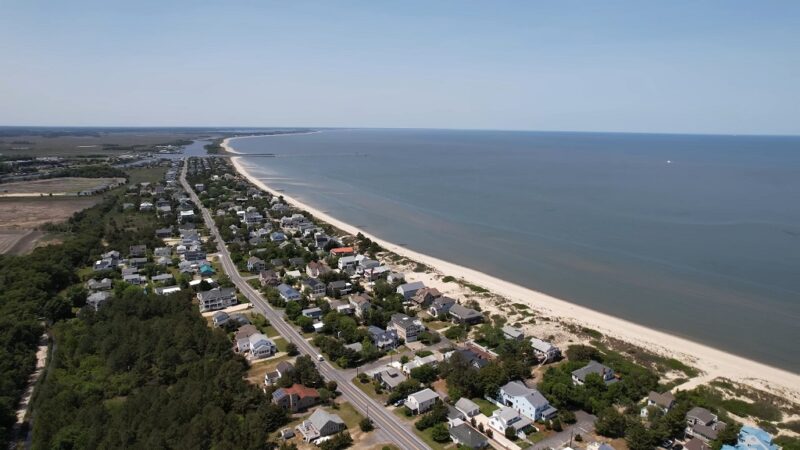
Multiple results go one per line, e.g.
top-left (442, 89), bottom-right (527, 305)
top-left (686, 407), bottom-right (727, 443)
top-left (530, 338), bottom-right (561, 362)
top-left (571, 360), bottom-right (616, 385)
top-left (397, 281), bottom-right (425, 300)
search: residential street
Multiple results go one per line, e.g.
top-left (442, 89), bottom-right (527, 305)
top-left (180, 161), bottom-right (430, 450)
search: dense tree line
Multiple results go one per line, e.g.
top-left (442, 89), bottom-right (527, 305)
top-left (46, 165), bottom-right (129, 180)
top-left (32, 290), bottom-right (289, 449)
top-left (0, 196), bottom-right (117, 444)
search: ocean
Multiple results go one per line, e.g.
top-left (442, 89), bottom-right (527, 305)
top-left (228, 128), bottom-right (800, 372)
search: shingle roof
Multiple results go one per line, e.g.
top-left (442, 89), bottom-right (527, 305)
top-left (308, 408), bottom-right (344, 430)
top-left (409, 388), bottom-right (439, 403)
top-left (450, 423), bottom-right (487, 448)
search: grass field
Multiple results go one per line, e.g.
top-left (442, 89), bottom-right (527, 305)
top-left (0, 177), bottom-right (125, 196)
top-left (0, 131), bottom-right (208, 157)
top-left (127, 166), bottom-right (168, 185)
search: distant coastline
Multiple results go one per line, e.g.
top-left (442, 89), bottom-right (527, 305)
top-left (223, 135), bottom-right (800, 401)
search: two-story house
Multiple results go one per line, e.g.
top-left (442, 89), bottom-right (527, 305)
top-left (197, 287), bottom-right (237, 312)
top-left (387, 313), bottom-right (425, 343)
top-left (497, 380), bottom-right (558, 421)
top-left (404, 388), bottom-right (440, 414)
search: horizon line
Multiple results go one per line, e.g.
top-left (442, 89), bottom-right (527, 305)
top-left (0, 124), bottom-right (798, 138)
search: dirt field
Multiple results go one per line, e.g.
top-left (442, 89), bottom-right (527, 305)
top-left (0, 177), bottom-right (125, 197)
top-left (0, 197), bottom-right (99, 230)
top-left (0, 230), bottom-right (46, 254)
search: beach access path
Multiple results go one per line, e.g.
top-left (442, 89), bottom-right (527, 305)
top-left (179, 160), bottom-right (430, 450)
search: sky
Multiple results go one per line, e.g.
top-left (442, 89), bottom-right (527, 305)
top-left (1, 1), bottom-right (798, 134)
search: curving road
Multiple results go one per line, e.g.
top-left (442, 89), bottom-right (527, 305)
top-left (181, 160), bottom-right (429, 450)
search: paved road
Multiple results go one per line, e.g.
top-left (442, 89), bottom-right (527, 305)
top-left (527, 411), bottom-right (596, 450)
top-left (180, 160), bottom-right (430, 450)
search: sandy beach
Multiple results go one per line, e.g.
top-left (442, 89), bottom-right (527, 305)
top-left (223, 136), bottom-right (800, 402)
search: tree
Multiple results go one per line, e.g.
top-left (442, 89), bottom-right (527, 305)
top-left (566, 344), bottom-right (601, 363)
top-left (552, 418), bottom-right (563, 432)
top-left (430, 423), bottom-right (451, 443)
top-left (505, 426), bottom-right (517, 440)
top-left (286, 342), bottom-right (299, 356)
top-left (296, 315), bottom-right (314, 332)
top-left (626, 421), bottom-right (657, 450)
top-left (410, 365), bottom-right (439, 384)
top-left (712, 423), bottom-right (741, 450)
top-left (596, 407), bottom-right (627, 438)
top-left (318, 432), bottom-right (352, 450)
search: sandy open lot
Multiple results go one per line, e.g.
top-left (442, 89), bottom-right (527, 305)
top-left (0, 197), bottom-right (99, 230)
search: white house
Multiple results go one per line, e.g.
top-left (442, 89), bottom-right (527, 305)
top-left (397, 281), bottom-right (425, 300)
top-left (497, 380), bottom-right (558, 421)
top-left (404, 388), bottom-right (440, 414)
top-left (530, 338), bottom-right (561, 362)
top-left (488, 406), bottom-right (533, 435)
top-left (249, 333), bottom-right (277, 359)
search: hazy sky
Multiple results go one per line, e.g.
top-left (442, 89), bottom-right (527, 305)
top-left (1, 1), bottom-right (798, 134)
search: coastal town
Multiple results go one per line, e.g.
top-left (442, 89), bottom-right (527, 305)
top-left (3, 138), bottom-right (799, 450)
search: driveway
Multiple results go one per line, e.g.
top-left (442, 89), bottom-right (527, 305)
top-left (527, 411), bottom-right (597, 450)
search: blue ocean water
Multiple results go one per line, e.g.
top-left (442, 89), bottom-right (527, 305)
top-left (230, 129), bottom-right (800, 372)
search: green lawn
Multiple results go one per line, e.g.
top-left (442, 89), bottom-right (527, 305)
top-left (273, 337), bottom-right (288, 352)
top-left (263, 325), bottom-right (279, 338)
top-left (472, 398), bottom-right (498, 416)
top-left (335, 401), bottom-right (365, 429)
top-left (352, 376), bottom-right (389, 404)
top-left (417, 425), bottom-right (455, 450)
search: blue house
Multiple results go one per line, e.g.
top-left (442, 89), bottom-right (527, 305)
top-left (278, 283), bottom-right (301, 302)
top-left (199, 264), bottom-right (215, 276)
top-left (721, 426), bottom-right (779, 450)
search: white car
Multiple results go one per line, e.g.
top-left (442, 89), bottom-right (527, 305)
top-left (317, 354), bottom-right (324, 362)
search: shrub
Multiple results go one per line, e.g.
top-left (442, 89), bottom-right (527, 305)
top-left (359, 418), bottom-right (374, 432)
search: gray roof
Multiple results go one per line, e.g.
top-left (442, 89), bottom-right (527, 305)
top-left (398, 281), bottom-right (424, 292)
top-left (308, 408), bottom-right (344, 430)
top-left (197, 287), bottom-right (236, 302)
top-left (572, 360), bottom-right (612, 381)
top-left (501, 380), bottom-right (550, 408)
top-left (455, 397), bottom-right (480, 413)
top-left (648, 391), bottom-right (676, 408)
top-left (449, 303), bottom-right (482, 319)
top-left (450, 423), bottom-right (488, 449)
top-left (409, 388), bottom-right (439, 403)
top-left (687, 406), bottom-right (717, 425)
top-left (530, 337), bottom-right (557, 353)
top-left (389, 313), bottom-right (420, 330)
top-left (502, 325), bottom-right (524, 338)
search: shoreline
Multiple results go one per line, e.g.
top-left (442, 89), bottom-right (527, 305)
top-left (222, 136), bottom-right (800, 401)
